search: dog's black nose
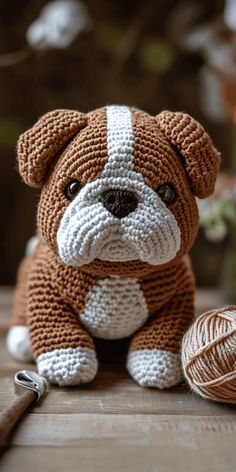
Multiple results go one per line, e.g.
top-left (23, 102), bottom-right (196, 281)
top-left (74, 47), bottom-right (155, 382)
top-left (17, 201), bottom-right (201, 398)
top-left (101, 188), bottom-right (138, 219)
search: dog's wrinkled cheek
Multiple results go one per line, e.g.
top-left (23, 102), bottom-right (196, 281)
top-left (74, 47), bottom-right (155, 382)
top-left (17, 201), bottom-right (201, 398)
top-left (169, 195), bottom-right (199, 256)
top-left (37, 182), bottom-right (70, 253)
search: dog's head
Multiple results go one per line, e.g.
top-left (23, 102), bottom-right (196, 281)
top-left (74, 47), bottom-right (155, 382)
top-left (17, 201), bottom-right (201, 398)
top-left (18, 106), bottom-right (220, 271)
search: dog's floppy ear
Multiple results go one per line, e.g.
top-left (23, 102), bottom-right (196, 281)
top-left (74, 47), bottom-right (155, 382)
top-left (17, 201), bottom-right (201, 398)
top-left (18, 109), bottom-right (87, 188)
top-left (156, 111), bottom-right (220, 198)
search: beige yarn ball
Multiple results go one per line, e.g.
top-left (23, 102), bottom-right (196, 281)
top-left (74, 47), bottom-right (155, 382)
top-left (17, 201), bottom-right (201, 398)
top-left (182, 306), bottom-right (236, 404)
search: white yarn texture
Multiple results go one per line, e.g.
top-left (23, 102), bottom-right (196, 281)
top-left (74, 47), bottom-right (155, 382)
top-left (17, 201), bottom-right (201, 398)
top-left (80, 276), bottom-right (148, 339)
top-left (6, 326), bottom-right (33, 362)
top-left (37, 347), bottom-right (98, 385)
top-left (127, 349), bottom-right (182, 389)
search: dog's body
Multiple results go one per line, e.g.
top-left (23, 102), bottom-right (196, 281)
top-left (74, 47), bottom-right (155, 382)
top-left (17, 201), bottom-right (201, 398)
top-left (7, 105), bottom-right (220, 387)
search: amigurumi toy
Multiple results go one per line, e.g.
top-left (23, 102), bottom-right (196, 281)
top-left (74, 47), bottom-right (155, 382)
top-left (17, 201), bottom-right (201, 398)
top-left (7, 105), bottom-right (220, 387)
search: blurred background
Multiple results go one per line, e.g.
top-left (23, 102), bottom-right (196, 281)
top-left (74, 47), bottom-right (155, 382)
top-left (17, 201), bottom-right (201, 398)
top-left (0, 0), bottom-right (236, 301)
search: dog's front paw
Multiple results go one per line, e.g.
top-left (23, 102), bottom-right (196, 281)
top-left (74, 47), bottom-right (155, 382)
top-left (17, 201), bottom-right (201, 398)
top-left (37, 347), bottom-right (98, 386)
top-left (6, 326), bottom-right (34, 362)
top-left (127, 348), bottom-right (182, 389)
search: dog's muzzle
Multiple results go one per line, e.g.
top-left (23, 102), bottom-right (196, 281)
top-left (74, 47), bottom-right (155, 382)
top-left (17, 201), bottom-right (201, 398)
top-left (56, 174), bottom-right (181, 267)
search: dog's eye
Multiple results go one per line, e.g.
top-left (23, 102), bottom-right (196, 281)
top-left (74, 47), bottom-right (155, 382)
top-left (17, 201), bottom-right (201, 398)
top-left (156, 183), bottom-right (176, 205)
top-left (65, 180), bottom-right (82, 200)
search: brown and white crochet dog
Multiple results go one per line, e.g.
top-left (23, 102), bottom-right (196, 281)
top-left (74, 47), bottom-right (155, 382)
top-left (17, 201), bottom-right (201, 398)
top-left (7, 105), bottom-right (220, 387)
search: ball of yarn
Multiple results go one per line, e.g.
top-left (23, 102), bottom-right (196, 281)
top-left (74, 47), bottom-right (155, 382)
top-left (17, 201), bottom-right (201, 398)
top-left (182, 306), bottom-right (236, 404)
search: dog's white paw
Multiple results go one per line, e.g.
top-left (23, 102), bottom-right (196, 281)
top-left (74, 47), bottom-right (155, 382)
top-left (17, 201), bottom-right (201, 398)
top-left (6, 326), bottom-right (33, 362)
top-left (37, 347), bottom-right (98, 386)
top-left (127, 348), bottom-right (182, 389)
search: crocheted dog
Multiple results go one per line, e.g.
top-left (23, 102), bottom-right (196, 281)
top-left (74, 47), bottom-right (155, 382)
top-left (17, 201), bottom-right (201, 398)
top-left (7, 105), bottom-right (220, 387)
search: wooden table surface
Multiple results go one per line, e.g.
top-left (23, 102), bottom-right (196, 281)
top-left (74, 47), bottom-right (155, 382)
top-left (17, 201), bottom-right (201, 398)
top-left (0, 287), bottom-right (235, 472)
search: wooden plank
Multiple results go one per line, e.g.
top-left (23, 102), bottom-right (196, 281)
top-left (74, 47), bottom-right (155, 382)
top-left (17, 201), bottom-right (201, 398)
top-left (2, 413), bottom-right (236, 447)
top-left (1, 445), bottom-right (236, 472)
top-left (1, 444), bottom-right (235, 472)
top-left (1, 375), bottom-right (235, 417)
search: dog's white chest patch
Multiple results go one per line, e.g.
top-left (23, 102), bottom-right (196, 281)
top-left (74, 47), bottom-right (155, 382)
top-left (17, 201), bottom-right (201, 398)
top-left (80, 276), bottom-right (148, 339)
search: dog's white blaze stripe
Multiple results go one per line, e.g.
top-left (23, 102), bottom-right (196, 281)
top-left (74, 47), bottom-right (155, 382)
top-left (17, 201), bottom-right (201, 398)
top-left (103, 105), bottom-right (135, 177)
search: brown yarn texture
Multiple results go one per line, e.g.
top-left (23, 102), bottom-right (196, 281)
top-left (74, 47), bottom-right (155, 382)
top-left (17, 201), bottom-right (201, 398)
top-left (11, 106), bottom-right (220, 366)
top-left (11, 245), bottom-right (195, 358)
top-left (157, 111), bottom-right (220, 198)
top-left (182, 307), bottom-right (236, 404)
top-left (18, 109), bottom-right (87, 187)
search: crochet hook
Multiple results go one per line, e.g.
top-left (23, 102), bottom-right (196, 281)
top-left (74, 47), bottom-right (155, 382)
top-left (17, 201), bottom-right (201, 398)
top-left (0, 370), bottom-right (48, 444)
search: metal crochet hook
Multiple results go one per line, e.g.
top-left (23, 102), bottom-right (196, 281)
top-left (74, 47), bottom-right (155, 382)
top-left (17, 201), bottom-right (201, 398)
top-left (0, 370), bottom-right (48, 444)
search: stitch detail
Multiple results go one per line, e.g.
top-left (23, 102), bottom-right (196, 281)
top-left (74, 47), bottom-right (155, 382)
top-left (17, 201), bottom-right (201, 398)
top-left (37, 347), bottom-right (98, 386)
top-left (127, 348), bottom-right (182, 388)
top-left (80, 276), bottom-right (149, 339)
